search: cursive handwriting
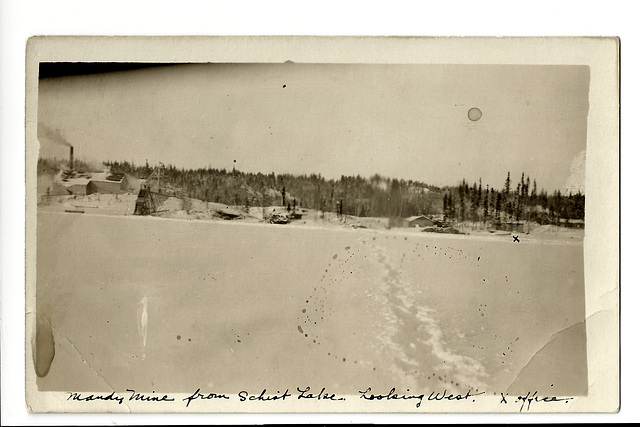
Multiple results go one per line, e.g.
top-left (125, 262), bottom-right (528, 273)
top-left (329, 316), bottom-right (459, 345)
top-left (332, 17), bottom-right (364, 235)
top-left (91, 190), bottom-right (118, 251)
top-left (359, 387), bottom-right (425, 408)
top-left (238, 388), bottom-right (292, 402)
top-left (67, 389), bottom-right (175, 405)
top-left (67, 387), bottom-right (575, 411)
top-left (426, 389), bottom-right (485, 402)
top-left (359, 387), bottom-right (485, 408)
top-left (500, 391), bottom-right (574, 412)
top-left (183, 388), bottom-right (230, 407)
top-left (516, 391), bottom-right (573, 412)
top-left (67, 391), bottom-right (124, 405)
top-left (125, 389), bottom-right (175, 402)
top-left (296, 386), bottom-right (346, 401)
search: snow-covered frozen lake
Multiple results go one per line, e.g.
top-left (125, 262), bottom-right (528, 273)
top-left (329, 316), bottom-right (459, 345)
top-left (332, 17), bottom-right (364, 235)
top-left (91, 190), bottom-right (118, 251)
top-left (34, 211), bottom-right (587, 397)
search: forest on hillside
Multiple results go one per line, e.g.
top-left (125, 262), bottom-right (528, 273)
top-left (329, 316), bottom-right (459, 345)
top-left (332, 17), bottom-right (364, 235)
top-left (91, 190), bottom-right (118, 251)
top-left (103, 160), bottom-right (583, 225)
top-left (102, 159), bottom-right (443, 218)
top-left (37, 157), bottom-right (584, 225)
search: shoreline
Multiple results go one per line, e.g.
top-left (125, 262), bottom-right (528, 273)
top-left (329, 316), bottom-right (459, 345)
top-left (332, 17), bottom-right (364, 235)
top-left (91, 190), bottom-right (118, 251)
top-left (37, 207), bottom-right (584, 246)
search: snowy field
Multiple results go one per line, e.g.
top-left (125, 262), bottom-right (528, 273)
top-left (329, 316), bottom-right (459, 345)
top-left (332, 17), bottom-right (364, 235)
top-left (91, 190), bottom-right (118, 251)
top-left (34, 211), bottom-right (587, 397)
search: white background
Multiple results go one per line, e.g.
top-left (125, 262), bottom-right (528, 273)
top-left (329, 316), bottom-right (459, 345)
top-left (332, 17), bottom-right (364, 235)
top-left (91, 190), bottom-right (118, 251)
top-left (1, 0), bottom-right (635, 424)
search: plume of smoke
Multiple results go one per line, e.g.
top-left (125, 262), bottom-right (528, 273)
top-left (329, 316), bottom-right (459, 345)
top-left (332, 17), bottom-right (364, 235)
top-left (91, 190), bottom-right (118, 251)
top-left (37, 122), bottom-right (72, 147)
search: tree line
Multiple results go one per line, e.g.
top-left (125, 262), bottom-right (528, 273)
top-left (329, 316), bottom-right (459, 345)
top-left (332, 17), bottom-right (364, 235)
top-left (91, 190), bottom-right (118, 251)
top-left (103, 159), bottom-right (444, 218)
top-left (41, 157), bottom-right (583, 225)
top-left (441, 172), bottom-right (584, 225)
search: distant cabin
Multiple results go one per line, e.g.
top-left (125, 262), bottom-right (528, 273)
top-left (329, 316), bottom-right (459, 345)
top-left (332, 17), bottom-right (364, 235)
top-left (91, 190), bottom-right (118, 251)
top-left (390, 215), bottom-right (435, 228)
top-left (404, 215), bottom-right (434, 228)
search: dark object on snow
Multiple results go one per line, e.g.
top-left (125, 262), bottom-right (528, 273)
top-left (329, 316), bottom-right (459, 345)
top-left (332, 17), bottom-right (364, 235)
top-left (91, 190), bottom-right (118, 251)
top-left (422, 226), bottom-right (466, 235)
top-left (217, 210), bottom-right (241, 220)
top-left (268, 212), bottom-right (289, 224)
top-left (134, 188), bottom-right (156, 215)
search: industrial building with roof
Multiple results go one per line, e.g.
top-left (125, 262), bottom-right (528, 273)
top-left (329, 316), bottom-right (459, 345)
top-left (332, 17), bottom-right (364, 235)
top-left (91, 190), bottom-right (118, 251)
top-left (42, 170), bottom-right (140, 196)
top-left (38, 146), bottom-right (141, 196)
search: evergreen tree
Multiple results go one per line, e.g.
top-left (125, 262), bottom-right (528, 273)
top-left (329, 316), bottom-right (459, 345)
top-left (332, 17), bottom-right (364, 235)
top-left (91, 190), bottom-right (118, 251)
top-left (531, 179), bottom-right (537, 207)
top-left (515, 182), bottom-right (522, 221)
top-left (471, 182), bottom-right (478, 221)
top-left (504, 171), bottom-right (511, 195)
top-left (443, 192), bottom-right (448, 220)
top-left (483, 187), bottom-right (489, 221)
top-left (459, 185), bottom-right (466, 222)
top-left (489, 188), bottom-right (495, 219)
top-left (449, 192), bottom-right (456, 222)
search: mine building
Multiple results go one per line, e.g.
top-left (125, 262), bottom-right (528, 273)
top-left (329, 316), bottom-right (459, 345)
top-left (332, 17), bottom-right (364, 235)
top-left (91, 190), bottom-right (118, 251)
top-left (403, 215), bottom-right (435, 228)
top-left (389, 215), bottom-right (435, 228)
top-left (86, 172), bottom-right (126, 194)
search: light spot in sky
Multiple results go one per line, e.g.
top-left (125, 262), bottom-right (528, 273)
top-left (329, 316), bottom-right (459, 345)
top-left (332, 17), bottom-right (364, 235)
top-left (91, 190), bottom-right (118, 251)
top-left (468, 107), bottom-right (482, 121)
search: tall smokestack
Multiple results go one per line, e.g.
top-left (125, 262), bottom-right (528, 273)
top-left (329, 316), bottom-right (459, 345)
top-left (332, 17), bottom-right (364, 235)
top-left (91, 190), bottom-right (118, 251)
top-left (69, 146), bottom-right (74, 170)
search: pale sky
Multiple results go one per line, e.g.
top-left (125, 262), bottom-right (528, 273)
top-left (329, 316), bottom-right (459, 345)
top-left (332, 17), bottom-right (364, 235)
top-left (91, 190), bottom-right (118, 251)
top-left (37, 63), bottom-right (589, 192)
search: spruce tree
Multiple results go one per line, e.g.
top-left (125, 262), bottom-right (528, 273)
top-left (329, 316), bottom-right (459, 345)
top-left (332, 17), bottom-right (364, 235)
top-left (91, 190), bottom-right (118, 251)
top-left (459, 186), bottom-right (466, 222)
top-left (504, 171), bottom-right (511, 195)
top-left (483, 186), bottom-right (489, 220)
top-left (443, 192), bottom-right (448, 220)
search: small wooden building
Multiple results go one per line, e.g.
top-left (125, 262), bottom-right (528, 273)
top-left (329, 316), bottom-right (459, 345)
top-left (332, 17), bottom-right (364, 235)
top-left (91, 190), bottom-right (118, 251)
top-left (404, 215), bottom-right (434, 228)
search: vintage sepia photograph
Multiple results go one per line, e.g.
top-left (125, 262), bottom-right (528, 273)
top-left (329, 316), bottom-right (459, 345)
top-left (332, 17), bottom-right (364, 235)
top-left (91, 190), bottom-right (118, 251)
top-left (23, 37), bottom-right (619, 414)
